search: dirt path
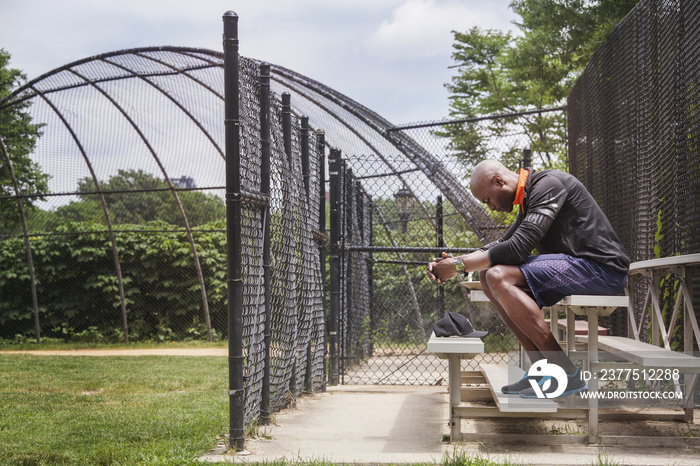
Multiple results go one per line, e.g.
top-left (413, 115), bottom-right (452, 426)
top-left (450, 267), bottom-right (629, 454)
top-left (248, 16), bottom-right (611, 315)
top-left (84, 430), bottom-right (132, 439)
top-left (0, 348), bottom-right (227, 356)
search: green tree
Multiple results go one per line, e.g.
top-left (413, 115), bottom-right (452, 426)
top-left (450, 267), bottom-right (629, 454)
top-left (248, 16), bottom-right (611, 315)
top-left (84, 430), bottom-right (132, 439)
top-left (33, 169), bottom-right (225, 228)
top-left (444, 0), bottom-right (640, 173)
top-left (0, 49), bottom-right (49, 233)
top-left (78, 169), bottom-right (178, 225)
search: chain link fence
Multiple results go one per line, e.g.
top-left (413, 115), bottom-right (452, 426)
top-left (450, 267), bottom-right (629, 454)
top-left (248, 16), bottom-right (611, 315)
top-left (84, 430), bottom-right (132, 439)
top-left (0, 45), bottom-right (329, 434)
top-left (568, 0), bottom-right (700, 343)
top-left (0, 39), bottom-right (570, 389)
top-left (329, 110), bottom-right (568, 385)
top-left (0, 47), bottom-right (235, 344)
top-left (259, 59), bottom-right (540, 385)
top-left (231, 55), bottom-right (327, 428)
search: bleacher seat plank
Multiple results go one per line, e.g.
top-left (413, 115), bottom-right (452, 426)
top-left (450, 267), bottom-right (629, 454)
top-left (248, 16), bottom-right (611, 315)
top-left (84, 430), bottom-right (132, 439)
top-left (577, 335), bottom-right (700, 369)
top-left (629, 253), bottom-right (700, 274)
top-left (559, 295), bottom-right (629, 308)
top-left (545, 319), bottom-right (607, 335)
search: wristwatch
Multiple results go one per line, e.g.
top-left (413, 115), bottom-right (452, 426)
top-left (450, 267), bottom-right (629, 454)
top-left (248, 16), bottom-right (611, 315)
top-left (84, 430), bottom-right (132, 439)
top-left (454, 259), bottom-right (466, 274)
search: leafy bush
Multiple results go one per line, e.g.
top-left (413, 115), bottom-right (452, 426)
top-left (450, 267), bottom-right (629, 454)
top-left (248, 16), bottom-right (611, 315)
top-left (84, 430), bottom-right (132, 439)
top-left (0, 220), bottom-right (227, 340)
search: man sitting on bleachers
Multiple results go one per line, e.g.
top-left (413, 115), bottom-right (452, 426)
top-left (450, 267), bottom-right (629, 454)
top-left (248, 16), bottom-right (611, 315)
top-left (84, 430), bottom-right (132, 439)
top-left (427, 159), bottom-right (630, 398)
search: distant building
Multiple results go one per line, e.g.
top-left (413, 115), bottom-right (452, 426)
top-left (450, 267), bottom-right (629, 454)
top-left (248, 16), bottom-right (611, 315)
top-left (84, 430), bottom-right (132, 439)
top-left (172, 176), bottom-right (196, 189)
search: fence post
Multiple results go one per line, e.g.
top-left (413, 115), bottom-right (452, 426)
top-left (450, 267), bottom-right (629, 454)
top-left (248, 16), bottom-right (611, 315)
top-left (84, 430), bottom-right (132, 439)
top-left (301, 116), bottom-right (311, 201)
top-left (316, 130), bottom-right (328, 391)
top-left (339, 159), bottom-right (348, 381)
top-left (281, 91), bottom-right (298, 395)
top-left (282, 93), bottom-right (292, 166)
top-left (259, 62), bottom-right (272, 425)
top-left (223, 10), bottom-right (245, 452)
top-left (345, 168), bottom-right (354, 363)
top-left (368, 195), bottom-right (375, 358)
top-left (356, 180), bottom-right (370, 358)
top-left (301, 116), bottom-right (315, 394)
top-left (437, 195), bottom-right (445, 314)
top-left (328, 147), bottom-right (342, 385)
top-left (522, 147), bottom-right (532, 169)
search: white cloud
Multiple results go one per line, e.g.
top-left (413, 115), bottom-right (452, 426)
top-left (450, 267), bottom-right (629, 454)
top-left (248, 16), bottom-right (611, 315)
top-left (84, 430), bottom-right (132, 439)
top-left (1, 0), bottom-right (517, 123)
top-left (365, 0), bottom-right (514, 60)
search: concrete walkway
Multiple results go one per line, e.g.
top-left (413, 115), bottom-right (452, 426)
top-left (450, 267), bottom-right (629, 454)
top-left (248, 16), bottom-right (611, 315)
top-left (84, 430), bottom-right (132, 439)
top-left (200, 385), bottom-right (700, 465)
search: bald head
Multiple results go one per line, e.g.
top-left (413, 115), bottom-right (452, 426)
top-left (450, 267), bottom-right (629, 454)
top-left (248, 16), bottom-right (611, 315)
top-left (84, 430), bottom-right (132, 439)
top-left (469, 160), bottom-right (519, 213)
top-left (469, 160), bottom-right (510, 190)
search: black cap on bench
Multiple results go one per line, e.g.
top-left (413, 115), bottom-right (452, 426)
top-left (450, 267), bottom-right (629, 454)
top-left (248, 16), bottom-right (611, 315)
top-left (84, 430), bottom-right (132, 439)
top-left (433, 311), bottom-right (487, 338)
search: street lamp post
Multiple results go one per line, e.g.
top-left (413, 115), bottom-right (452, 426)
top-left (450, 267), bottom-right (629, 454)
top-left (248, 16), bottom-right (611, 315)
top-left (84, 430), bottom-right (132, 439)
top-left (394, 188), bottom-right (414, 233)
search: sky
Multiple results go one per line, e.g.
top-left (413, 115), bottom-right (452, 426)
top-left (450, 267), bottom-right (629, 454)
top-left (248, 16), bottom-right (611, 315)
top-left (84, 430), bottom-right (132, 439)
top-left (0, 0), bottom-right (518, 125)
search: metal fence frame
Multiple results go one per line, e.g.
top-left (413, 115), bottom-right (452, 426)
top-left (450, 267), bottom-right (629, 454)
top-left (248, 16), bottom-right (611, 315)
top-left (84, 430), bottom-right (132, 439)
top-left (223, 12), bottom-right (329, 449)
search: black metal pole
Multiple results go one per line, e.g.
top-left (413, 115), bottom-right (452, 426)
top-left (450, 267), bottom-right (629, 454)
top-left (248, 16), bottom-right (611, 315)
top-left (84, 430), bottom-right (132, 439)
top-left (316, 130), bottom-right (328, 391)
top-left (356, 181), bottom-right (368, 358)
top-left (301, 116), bottom-right (314, 394)
top-left (328, 147), bottom-right (341, 385)
top-left (437, 196), bottom-right (445, 314)
top-left (259, 62), bottom-right (272, 425)
top-left (282, 93), bottom-right (292, 166)
top-left (304, 335), bottom-right (313, 394)
top-left (317, 130), bottom-right (327, 233)
top-left (301, 116), bottom-right (311, 202)
top-left (522, 147), bottom-right (532, 169)
top-left (437, 196), bottom-right (445, 248)
top-left (223, 10), bottom-right (245, 452)
top-left (356, 180), bottom-right (364, 242)
top-left (339, 159), bottom-right (347, 382)
top-left (346, 246), bottom-right (476, 254)
top-left (280, 91), bottom-right (297, 396)
top-left (345, 169), bottom-right (354, 362)
top-left (367, 196), bottom-right (374, 358)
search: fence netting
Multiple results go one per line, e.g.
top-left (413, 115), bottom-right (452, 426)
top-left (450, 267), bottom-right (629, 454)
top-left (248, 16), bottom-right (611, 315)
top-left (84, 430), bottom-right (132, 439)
top-left (0, 48), bottom-right (233, 344)
top-left (0, 48), bottom-right (327, 427)
top-left (266, 63), bottom-right (534, 385)
top-left (330, 111), bottom-right (563, 384)
top-left (2, 41), bottom-right (541, 395)
top-left (568, 0), bottom-right (700, 343)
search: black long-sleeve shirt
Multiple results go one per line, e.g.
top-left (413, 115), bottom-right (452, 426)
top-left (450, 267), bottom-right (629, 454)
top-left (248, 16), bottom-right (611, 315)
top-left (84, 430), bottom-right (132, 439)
top-left (482, 169), bottom-right (630, 273)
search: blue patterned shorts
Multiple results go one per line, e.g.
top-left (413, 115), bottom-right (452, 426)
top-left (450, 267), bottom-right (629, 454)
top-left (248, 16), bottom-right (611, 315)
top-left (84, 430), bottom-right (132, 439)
top-left (519, 254), bottom-right (628, 309)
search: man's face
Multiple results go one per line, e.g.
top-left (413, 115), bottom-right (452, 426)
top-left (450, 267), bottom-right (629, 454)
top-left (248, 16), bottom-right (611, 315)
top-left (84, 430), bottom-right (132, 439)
top-left (470, 175), bottom-right (514, 213)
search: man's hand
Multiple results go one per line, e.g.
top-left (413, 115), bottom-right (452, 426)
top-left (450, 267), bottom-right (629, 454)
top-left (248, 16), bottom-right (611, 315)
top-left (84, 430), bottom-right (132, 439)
top-left (427, 252), bottom-right (459, 284)
top-left (427, 250), bottom-right (491, 284)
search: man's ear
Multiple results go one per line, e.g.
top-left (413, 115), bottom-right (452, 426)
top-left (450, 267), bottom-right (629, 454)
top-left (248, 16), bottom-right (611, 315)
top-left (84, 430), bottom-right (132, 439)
top-left (492, 174), bottom-right (505, 187)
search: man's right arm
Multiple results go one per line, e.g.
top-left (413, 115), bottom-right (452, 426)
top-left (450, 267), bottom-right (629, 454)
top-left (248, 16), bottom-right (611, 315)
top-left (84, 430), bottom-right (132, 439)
top-left (479, 211), bottom-right (522, 252)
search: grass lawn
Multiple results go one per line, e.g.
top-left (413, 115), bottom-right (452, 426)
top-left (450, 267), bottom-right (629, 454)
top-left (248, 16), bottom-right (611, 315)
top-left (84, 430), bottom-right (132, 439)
top-left (0, 339), bottom-right (228, 352)
top-left (0, 353), bottom-right (228, 465)
top-left (0, 350), bottom-right (635, 466)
